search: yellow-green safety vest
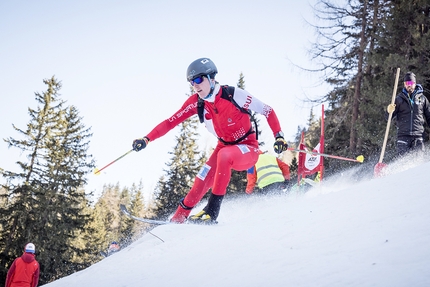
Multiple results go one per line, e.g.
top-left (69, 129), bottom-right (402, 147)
top-left (255, 154), bottom-right (285, 188)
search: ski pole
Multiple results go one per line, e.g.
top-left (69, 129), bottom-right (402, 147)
top-left (94, 149), bottom-right (134, 175)
top-left (288, 148), bottom-right (364, 163)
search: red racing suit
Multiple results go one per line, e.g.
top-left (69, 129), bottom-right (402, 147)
top-left (146, 84), bottom-right (283, 222)
top-left (5, 253), bottom-right (40, 287)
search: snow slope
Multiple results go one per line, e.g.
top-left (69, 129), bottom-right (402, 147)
top-left (44, 160), bottom-right (430, 287)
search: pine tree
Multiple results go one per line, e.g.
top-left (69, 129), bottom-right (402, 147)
top-left (237, 72), bottom-right (246, 88)
top-left (120, 181), bottom-right (153, 244)
top-left (307, 0), bottom-right (377, 159)
top-left (307, 0), bottom-right (430, 173)
top-left (304, 108), bottom-right (321, 149)
top-left (366, 0), bottom-right (430, 160)
top-left (302, 0), bottom-right (388, 173)
top-left (92, 184), bottom-right (122, 248)
top-left (0, 186), bottom-right (6, 208)
top-left (0, 77), bottom-right (95, 284)
top-left (126, 188), bottom-right (146, 239)
top-left (67, 195), bottom-right (103, 267)
top-left (83, 197), bottom-right (108, 256)
top-left (88, 181), bottom-right (153, 257)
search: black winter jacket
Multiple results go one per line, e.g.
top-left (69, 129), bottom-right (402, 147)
top-left (386, 84), bottom-right (430, 137)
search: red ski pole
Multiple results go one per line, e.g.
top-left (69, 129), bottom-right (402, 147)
top-left (288, 148), bottom-right (364, 163)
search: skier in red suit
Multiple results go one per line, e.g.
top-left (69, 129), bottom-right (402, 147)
top-left (132, 58), bottom-right (288, 224)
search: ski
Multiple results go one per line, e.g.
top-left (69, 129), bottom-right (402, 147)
top-left (120, 204), bottom-right (171, 225)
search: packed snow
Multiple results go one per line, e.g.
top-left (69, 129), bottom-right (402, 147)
top-left (43, 157), bottom-right (430, 287)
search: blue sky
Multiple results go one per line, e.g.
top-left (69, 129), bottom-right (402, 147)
top-left (0, 0), bottom-right (327, 199)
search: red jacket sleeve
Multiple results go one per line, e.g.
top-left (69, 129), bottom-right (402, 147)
top-left (5, 259), bottom-right (17, 287)
top-left (266, 108), bottom-right (283, 137)
top-left (276, 158), bottom-right (290, 180)
top-left (146, 95), bottom-right (198, 141)
top-left (31, 262), bottom-right (39, 287)
top-left (232, 88), bottom-right (283, 137)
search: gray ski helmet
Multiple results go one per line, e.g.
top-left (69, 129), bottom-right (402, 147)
top-left (186, 58), bottom-right (218, 81)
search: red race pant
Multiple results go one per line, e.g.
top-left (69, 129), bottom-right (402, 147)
top-left (183, 143), bottom-right (259, 207)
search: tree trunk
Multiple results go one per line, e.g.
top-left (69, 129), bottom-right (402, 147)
top-left (349, 0), bottom-right (368, 154)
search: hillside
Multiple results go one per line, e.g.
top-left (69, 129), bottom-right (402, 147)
top-left (44, 159), bottom-right (430, 287)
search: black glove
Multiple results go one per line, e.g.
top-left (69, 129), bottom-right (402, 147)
top-left (132, 137), bottom-right (150, 152)
top-left (273, 136), bottom-right (288, 154)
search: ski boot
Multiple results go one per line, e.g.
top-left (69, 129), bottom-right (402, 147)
top-left (188, 210), bottom-right (218, 225)
top-left (187, 193), bottom-right (224, 225)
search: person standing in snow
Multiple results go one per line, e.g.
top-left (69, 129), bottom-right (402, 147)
top-left (108, 241), bottom-right (120, 255)
top-left (245, 151), bottom-right (291, 194)
top-left (132, 58), bottom-right (288, 224)
top-left (386, 71), bottom-right (430, 156)
top-left (5, 243), bottom-right (40, 287)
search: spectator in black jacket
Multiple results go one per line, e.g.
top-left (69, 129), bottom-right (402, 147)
top-left (386, 71), bottom-right (430, 156)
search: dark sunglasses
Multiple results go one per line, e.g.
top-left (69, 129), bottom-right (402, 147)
top-left (190, 75), bottom-right (205, 85)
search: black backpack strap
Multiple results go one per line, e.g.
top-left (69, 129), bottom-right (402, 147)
top-left (252, 114), bottom-right (259, 141)
top-left (196, 85), bottom-right (259, 144)
top-left (218, 129), bottom-right (255, 145)
top-left (197, 97), bottom-right (205, 123)
top-left (221, 86), bottom-right (246, 113)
